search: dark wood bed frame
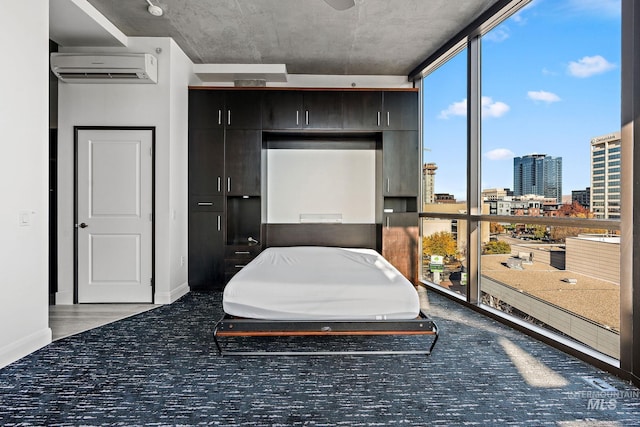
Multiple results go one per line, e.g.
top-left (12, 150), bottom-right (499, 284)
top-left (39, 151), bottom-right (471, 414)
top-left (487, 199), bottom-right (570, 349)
top-left (212, 223), bottom-right (439, 356)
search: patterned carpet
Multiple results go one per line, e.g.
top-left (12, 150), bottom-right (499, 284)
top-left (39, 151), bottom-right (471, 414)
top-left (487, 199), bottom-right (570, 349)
top-left (1, 291), bottom-right (639, 426)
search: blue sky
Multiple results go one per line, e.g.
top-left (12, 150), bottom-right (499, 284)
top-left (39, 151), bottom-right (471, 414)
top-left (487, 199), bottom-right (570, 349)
top-left (423, 0), bottom-right (621, 201)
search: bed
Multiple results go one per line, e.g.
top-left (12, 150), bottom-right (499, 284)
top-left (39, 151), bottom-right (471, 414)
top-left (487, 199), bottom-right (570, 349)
top-left (213, 246), bottom-right (439, 356)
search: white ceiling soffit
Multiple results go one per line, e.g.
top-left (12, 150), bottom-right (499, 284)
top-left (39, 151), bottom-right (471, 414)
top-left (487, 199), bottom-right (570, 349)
top-left (193, 64), bottom-right (288, 83)
top-left (50, 0), bottom-right (128, 47)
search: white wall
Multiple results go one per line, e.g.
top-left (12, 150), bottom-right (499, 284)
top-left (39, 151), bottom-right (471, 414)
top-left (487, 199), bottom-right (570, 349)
top-left (57, 37), bottom-right (195, 305)
top-left (0, 1), bottom-right (52, 368)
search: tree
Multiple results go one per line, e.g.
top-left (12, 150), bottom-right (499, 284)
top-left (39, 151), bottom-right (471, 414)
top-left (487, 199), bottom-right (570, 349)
top-left (490, 222), bottom-right (505, 234)
top-left (423, 231), bottom-right (457, 260)
top-left (551, 201), bottom-right (607, 242)
top-left (483, 241), bottom-right (511, 254)
top-left (557, 200), bottom-right (592, 217)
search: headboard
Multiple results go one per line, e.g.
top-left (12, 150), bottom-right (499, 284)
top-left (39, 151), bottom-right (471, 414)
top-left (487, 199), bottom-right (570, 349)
top-left (264, 223), bottom-right (379, 251)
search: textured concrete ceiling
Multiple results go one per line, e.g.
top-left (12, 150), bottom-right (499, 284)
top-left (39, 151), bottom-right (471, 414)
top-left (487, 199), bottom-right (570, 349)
top-left (81, 0), bottom-right (501, 75)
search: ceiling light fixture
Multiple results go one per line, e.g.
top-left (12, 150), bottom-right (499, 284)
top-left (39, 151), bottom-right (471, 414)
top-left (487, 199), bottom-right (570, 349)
top-left (146, 0), bottom-right (163, 17)
top-left (324, 0), bottom-right (355, 11)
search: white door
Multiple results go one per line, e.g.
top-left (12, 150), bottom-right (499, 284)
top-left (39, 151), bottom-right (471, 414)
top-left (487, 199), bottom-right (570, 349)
top-left (76, 129), bottom-right (153, 303)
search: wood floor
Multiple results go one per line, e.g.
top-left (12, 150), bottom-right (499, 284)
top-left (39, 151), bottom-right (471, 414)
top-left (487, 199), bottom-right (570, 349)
top-left (49, 303), bottom-right (159, 340)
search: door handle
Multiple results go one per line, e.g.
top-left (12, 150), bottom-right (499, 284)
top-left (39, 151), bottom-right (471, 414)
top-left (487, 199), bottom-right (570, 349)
top-left (79, 223), bottom-right (88, 228)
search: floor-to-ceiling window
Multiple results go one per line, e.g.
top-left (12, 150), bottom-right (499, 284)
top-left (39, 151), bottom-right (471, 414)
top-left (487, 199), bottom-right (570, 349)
top-left (420, 0), bottom-right (622, 362)
top-left (421, 46), bottom-right (468, 299)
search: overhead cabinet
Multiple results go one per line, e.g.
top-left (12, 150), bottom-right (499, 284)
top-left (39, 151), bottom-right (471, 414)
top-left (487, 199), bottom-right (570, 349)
top-left (262, 91), bottom-right (343, 129)
top-left (188, 89), bottom-right (262, 129)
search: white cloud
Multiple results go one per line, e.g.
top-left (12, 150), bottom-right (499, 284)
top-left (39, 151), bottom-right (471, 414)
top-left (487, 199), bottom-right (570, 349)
top-left (527, 90), bottom-right (561, 103)
top-left (565, 0), bottom-right (620, 18)
top-left (485, 148), bottom-right (515, 161)
top-left (484, 25), bottom-right (510, 42)
top-left (482, 96), bottom-right (510, 118)
top-left (439, 97), bottom-right (510, 119)
top-left (568, 55), bottom-right (616, 78)
top-left (438, 99), bottom-right (467, 119)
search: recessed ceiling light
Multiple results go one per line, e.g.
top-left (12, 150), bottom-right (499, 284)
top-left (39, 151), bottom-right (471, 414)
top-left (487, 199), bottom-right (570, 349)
top-left (146, 0), bottom-right (163, 16)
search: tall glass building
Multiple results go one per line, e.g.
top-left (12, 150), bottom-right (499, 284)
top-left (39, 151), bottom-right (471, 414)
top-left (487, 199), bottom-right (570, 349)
top-left (513, 154), bottom-right (563, 203)
top-left (590, 132), bottom-right (621, 219)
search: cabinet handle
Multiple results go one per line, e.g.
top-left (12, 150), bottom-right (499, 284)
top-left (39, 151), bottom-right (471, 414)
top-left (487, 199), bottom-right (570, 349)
top-left (218, 109), bottom-right (222, 125)
top-left (227, 177), bottom-right (231, 192)
top-left (387, 111), bottom-right (390, 127)
top-left (217, 177), bottom-right (221, 192)
top-left (197, 202), bottom-right (213, 206)
top-left (217, 215), bottom-right (221, 232)
top-left (296, 110), bottom-right (299, 126)
top-left (305, 110), bottom-right (309, 126)
top-left (234, 264), bottom-right (248, 268)
top-left (377, 111), bottom-right (381, 127)
top-left (386, 178), bottom-right (390, 193)
top-left (235, 251), bottom-right (250, 255)
top-left (227, 110), bottom-right (231, 126)
top-left (386, 216), bottom-right (390, 229)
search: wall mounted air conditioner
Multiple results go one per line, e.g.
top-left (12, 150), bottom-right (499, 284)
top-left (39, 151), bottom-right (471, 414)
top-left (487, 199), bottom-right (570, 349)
top-left (50, 53), bottom-right (158, 84)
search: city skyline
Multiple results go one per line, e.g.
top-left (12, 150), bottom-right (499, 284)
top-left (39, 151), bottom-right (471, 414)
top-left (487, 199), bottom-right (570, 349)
top-left (422, 0), bottom-right (621, 201)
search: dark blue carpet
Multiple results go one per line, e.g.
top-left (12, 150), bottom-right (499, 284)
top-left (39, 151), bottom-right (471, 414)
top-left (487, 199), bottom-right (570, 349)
top-left (1, 292), bottom-right (639, 426)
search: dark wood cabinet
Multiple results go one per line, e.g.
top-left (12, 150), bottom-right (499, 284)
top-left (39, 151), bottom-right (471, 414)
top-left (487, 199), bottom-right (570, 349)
top-left (382, 131), bottom-right (419, 197)
top-left (189, 87), bottom-right (419, 289)
top-left (262, 90), bottom-right (343, 129)
top-left (383, 91), bottom-right (418, 130)
top-left (188, 209), bottom-right (224, 291)
top-left (224, 244), bottom-right (262, 283)
top-left (262, 91), bottom-right (303, 129)
top-left (188, 129), bottom-right (224, 195)
top-left (189, 90), bottom-right (225, 129)
top-left (224, 130), bottom-right (261, 196)
top-left (224, 91), bottom-right (262, 129)
top-left (342, 91), bottom-right (382, 129)
top-left (302, 91), bottom-right (343, 129)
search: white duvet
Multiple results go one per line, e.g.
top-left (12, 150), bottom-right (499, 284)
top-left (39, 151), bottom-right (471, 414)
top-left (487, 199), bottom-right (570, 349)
top-left (222, 246), bottom-right (420, 320)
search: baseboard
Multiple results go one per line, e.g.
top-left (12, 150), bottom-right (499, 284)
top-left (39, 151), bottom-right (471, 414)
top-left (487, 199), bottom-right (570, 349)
top-left (154, 281), bottom-right (190, 304)
top-left (0, 328), bottom-right (52, 370)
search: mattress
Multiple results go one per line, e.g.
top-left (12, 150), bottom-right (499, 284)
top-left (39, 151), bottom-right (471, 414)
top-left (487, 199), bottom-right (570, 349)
top-left (222, 246), bottom-right (420, 320)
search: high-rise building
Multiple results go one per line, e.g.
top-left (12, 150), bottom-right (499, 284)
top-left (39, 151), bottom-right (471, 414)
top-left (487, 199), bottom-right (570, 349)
top-left (513, 154), bottom-right (563, 203)
top-left (422, 162), bottom-right (437, 206)
top-left (590, 132), bottom-right (621, 219)
top-left (572, 187), bottom-right (591, 210)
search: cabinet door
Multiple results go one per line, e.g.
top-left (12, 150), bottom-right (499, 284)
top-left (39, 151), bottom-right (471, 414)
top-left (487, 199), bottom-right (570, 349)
top-left (189, 90), bottom-right (224, 129)
top-left (343, 91), bottom-right (382, 129)
top-left (225, 130), bottom-right (261, 196)
top-left (188, 129), bottom-right (224, 195)
top-left (262, 91), bottom-right (303, 129)
top-left (224, 91), bottom-right (262, 129)
top-left (383, 131), bottom-right (419, 196)
top-left (303, 92), bottom-right (343, 129)
top-left (382, 212), bottom-right (419, 284)
top-left (188, 211), bottom-right (224, 291)
top-left (383, 91), bottom-right (418, 130)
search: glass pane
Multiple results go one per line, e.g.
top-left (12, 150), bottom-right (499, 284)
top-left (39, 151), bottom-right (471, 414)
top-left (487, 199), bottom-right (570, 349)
top-left (481, 1), bottom-right (621, 215)
top-left (421, 217), bottom-right (467, 298)
top-left (480, 221), bottom-right (620, 359)
top-left (479, 0), bottom-right (620, 359)
top-left (422, 48), bottom-right (467, 211)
